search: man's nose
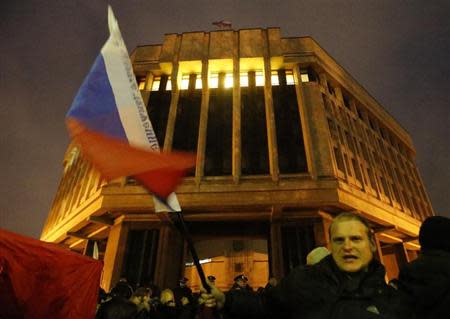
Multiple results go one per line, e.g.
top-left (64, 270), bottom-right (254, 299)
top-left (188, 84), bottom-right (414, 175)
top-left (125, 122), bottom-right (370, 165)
top-left (343, 239), bottom-right (353, 250)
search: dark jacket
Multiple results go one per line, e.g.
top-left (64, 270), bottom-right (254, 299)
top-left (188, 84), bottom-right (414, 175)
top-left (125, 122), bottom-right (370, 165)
top-left (398, 250), bottom-right (450, 319)
top-left (95, 296), bottom-right (138, 319)
top-left (224, 255), bottom-right (408, 319)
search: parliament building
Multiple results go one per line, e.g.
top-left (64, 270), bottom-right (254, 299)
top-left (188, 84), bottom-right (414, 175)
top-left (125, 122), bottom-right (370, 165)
top-left (41, 28), bottom-right (434, 292)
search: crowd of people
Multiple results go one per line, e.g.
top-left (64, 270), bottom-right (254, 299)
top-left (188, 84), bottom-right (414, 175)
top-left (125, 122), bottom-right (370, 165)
top-left (96, 213), bottom-right (450, 319)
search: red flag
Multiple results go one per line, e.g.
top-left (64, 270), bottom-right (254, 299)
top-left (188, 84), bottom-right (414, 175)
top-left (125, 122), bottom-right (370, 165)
top-left (0, 228), bottom-right (103, 319)
top-left (67, 119), bottom-right (196, 199)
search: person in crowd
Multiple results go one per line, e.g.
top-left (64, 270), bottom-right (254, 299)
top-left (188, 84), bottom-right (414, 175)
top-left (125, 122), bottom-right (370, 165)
top-left (397, 215), bottom-right (450, 319)
top-left (156, 288), bottom-right (192, 319)
top-left (173, 277), bottom-right (194, 307)
top-left (223, 275), bottom-right (259, 319)
top-left (207, 275), bottom-right (216, 286)
top-left (197, 277), bottom-right (222, 319)
top-left (306, 246), bottom-right (330, 266)
top-left (96, 281), bottom-right (137, 319)
top-left (202, 212), bottom-right (410, 319)
top-left (229, 274), bottom-right (252, 292)
top-left (173, 277), bottom-right (195, 318)
top-left (130, 287), bottom-right (152, 319)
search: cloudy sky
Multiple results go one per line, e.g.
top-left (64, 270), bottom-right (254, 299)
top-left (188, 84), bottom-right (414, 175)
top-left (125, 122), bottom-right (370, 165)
top-left (1, 0), bottom-right (449, 238)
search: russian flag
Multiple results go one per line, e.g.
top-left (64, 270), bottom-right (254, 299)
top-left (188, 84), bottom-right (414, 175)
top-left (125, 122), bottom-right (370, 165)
top-left (66, 7), bottom-right (195, 211)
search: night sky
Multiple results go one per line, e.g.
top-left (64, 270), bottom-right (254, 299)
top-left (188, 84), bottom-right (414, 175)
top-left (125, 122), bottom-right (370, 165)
top-left (1, 1), bottom-right (449, 238)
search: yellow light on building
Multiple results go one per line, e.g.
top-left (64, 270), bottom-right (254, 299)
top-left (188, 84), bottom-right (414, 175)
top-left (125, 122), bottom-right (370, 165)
top-left (271, 71), bottom-right (279, 86)
top-left (166, 77), bottom-right (172, 91)
top-left (151, 77), bottom-right (161, 91)
top-left (286, 70), bottom-right (294, 85)
top-left (301, 72), bottom-right (309, 83)
top-left (181, 74), bottom-right (190, 90)
top-left (138, 79), bottom-right (146, 90)
top-left (240, 72), bottom-right (249, 87)
top-left (195, 75), bottom-right (202, 89)
top-left (209, 73), bottom-right (219, 88)
top-left (255, 71), bottom-right (264, 86)
top-left (224, 73), bottom-right (233, 88)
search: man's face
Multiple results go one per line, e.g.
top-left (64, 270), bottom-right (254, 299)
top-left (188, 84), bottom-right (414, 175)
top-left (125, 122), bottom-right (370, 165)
top-left (330, 220), bottom-right (375, 272)
top-left (236, 279), bottom-right (247, 288)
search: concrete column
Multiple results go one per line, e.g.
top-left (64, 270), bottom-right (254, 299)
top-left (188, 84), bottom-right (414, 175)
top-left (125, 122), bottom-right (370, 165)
top-left (269, 222), bottom-right (284, 279)
top-left (263, 30), bottom-right (279, 182)
top-left (163, 36), bottom-right (181, 152)
top-left (102, 219), bottom-right (129, 291)
top-left (294, 68), bottom-right (334, 178)
top-left (153, 223), bottom-right (184, 289)
top-left (232, 31), bottom-right (241, 183)
top-left (195, 34), bottom-right (211, 184)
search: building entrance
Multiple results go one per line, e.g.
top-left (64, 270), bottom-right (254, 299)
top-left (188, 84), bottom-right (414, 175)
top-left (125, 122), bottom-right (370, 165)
top-left (183, 221), bottom-right (270, 292)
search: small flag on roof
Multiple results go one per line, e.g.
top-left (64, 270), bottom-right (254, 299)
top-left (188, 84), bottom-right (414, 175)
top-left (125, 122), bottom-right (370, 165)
top-left (66, 6), bottom-right (195, 211)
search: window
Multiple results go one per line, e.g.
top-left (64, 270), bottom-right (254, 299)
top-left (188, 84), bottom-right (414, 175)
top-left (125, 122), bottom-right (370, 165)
top-left (180, 74), bottom-right (190, 90)
top-left (285, 70), bottom-right (295, 85)
top-left (137, 77), bottom-right (146, 91)
top-left (151, 76), bottom-right (161, 91)
top-left (271, 71), bottom-right (279, 86)
top-left (255, 71), bottom-right (264, 87)
top-left (273, 69), bottom-right (307, 173)
top-left (224, 73), bottom-right (233, 88)
top-left (241, 71), bottom-right (269, 175)
top-left (240, 72), bottom-right (249, 87)
top-left (166, 77), bottom-right (172, 91)
top-left (148, 75), bottom-right (171, 146)
top-left (209, 73), bottom-right (219, 88)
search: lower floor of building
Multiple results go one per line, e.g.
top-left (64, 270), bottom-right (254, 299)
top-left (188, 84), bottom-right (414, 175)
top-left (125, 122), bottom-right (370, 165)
top-left (96, 210), bottom-right (419, 292)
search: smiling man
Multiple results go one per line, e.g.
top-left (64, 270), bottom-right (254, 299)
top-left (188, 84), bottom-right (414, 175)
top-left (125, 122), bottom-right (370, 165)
top-left (206, 212), bottom-right (410, 319)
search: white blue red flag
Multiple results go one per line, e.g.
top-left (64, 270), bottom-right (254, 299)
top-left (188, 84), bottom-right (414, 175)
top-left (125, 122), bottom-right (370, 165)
top-left (66, 6), bottom-right (195, 211)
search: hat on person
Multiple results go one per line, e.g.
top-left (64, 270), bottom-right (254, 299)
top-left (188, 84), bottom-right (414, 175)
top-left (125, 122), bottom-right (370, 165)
top-left (419, 216), bottom-right (450, 252)
top-left (234, 274), bottom-right (248, 282)
top-left (207, 275), bottom-right (216, 281)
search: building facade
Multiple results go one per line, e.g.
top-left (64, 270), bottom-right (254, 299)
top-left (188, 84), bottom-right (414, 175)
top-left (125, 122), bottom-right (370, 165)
top-left (41, 28), bottom-right (434, 292)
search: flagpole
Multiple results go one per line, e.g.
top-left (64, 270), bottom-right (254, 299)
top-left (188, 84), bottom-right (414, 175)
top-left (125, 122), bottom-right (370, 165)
top-left (171, 211), bottom-right (211, 294)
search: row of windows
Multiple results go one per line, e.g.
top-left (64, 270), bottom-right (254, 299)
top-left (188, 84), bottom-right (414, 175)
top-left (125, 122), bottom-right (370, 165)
top-left (139, 70), bottom-right (298, 92)
top-left (146, 69), bottom-right (307, 176)
top-left (322, 87), bottom-right (431, 220)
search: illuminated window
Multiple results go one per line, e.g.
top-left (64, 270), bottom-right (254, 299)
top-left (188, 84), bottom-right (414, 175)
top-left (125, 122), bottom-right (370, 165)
top-left (195, 75), bottom-right (202, 89)
top-left (180, 74), bottom-right (190, 90)
top-left (255, 71), bottom-right (264, 86)
top-left (138, 78), bottom-right (146, 90)
top-left (209, 73), bottom-right (219, 88)
top-left (286, 70), bottom-right (294, 85)
top-left (271, 71), bottom-right (279, 86)
top-left (151, 77), bottom-right (161, 91)
top-left (240, 72), bottom-right (249, 87)
top-left (224, 73), bottom-right (233, 88)
top-left (300, 72), bottom-right (309, 83)
top-left (166, 77), bottom-right (172, 91)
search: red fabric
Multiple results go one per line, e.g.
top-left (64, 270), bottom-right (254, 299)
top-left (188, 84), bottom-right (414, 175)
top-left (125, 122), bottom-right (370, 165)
top-left (67, 119), bottom-right (196, 199)
top-left (0, 228), bottom-right (103, 319)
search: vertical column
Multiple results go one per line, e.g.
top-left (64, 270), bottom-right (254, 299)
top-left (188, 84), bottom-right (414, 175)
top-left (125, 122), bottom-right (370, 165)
top-left (394, 242), bottom-right (410, 266)
top-left (153, 223), bottom-right (184, 289)
top-left (232, 31), bottom-right (241, 183)
top-left (374, 233), bottom-right (385, 265)
top-left (163, 36), bottom-right (182, 152)
top-left (293, 67), bottom-right (317, 179)
top-left (195, 33), bottom-right (210, 184)
top-left (263, 30), bottom-right (279, 182)
top-left (269, 222), bottom-right (284, 279)
top-left (102, 218), bottom-right (129, 291)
